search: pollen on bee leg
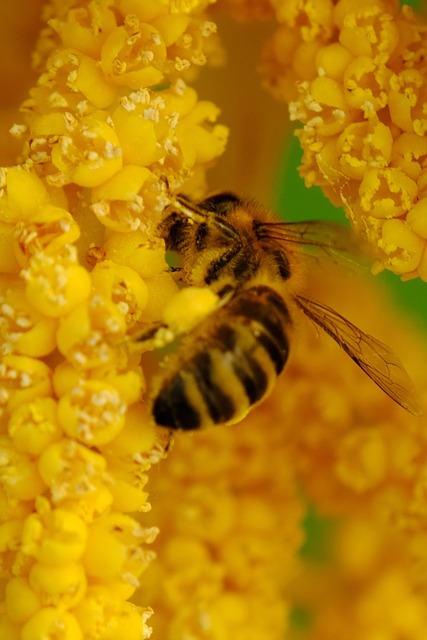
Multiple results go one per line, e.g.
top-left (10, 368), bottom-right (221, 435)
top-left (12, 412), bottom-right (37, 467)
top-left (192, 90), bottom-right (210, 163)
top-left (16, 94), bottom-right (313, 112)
top-left (162, 286), bottom-right (219, 335)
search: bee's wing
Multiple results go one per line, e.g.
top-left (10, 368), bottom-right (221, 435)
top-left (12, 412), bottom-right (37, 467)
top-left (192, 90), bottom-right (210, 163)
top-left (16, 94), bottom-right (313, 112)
top-left (294, 295), bottom-right (422, 416)
top-left (255, 219), bottom-right (370, 266)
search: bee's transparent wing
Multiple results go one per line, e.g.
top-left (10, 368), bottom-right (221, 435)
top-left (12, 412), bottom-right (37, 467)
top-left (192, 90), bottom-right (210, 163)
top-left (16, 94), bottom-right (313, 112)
top-left (255, 219), bottom-right (370, 267)
top-left (294, 295), bottom-right (422, 416)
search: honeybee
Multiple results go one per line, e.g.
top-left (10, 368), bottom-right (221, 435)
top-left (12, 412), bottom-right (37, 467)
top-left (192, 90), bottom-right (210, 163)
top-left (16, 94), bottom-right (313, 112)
top-left (137, 191), bottom-right (421, 429)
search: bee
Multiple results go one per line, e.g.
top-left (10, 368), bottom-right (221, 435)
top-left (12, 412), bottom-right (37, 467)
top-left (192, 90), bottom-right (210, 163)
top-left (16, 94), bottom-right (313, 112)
top-left (137, 191), bottom-right (421, 430)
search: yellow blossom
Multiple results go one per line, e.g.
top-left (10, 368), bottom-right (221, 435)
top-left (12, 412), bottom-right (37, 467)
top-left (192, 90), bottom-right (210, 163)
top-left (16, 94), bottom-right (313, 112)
top-left (0, 288), bottom-right (58, 357)
top-left (137, 415), bottom-right (303, 639)
top-left (135, 270), bottom-right (427, 638)
top-left (7, 398), bottom-right (62, 456)
top-left (0, 4), bottom-right (227, 638)
top-left (252, 0), bottom-right (427, 279)
top-left (21, 608), bottom-right (83, 640)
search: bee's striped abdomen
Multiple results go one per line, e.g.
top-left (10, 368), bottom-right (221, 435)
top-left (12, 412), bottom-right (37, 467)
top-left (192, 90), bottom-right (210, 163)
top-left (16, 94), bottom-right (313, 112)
top-left (151, 286), bottom-right (292, 430)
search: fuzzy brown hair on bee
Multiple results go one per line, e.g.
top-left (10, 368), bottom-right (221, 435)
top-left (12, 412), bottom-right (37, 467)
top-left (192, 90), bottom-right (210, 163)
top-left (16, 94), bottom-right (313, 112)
top-left (135, 191), bottom-right (421, 430)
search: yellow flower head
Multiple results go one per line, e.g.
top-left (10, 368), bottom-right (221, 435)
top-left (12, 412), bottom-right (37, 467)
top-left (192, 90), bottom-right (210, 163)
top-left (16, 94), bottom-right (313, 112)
top-left (258, 0), bottom-right (427, 280)
top-left (0, 0), bottom-right (226, 638)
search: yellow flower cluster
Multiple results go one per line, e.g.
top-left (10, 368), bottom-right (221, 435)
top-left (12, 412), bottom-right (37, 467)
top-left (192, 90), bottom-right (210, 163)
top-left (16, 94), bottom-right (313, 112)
top-left (256, 0), bottom-right (427, 280)
top-left (294, 516), bottom-right (427, 639)
top-left (137, 413), bottom-right (304, 640)
top-left (286, 276), bottom-right (427, 637)
top-left (135, 271), bottom-right (427, 638)
top-left (0, 1), bottom-right (227, 638)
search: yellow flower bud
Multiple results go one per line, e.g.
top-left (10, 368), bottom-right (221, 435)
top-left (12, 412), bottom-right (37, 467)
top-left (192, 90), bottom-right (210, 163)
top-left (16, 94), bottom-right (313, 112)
top-left (112, 106), bottom-right (159, 166)
top-left (359, 167), bottom-right (417, 218)
top-left (379, 218), bottom-right (424, 274)
top-left (74, 55), bottom-right (118, 109)
top-left (388, 89), bottom-right (414, 133)
top-left (30, 112), bottom-right (72, 138)
top-left (344, 56), bottom-right (390, 111)
top-left (0, 355), bottom-right (52, 415)
top-left (52, 362), bottom-right (82, 398)
top-left (109, 477), bottom-right (150, 514)
top-left (73, 584), bottom-right (152, 640)
top-left (103, 403), bottom-right (156, 457)
top-left (0, 520), bottom-right (23, 560)
top-left (0, 490), bottom-right (32, 524)
top-left (153, 13), bottom-right (190, 47)
top-left (0, 437), bottom-right (46, 501)
top-left (310, 76), bottom-right (346, 110)
top-left (315, 43), bottom-right (353, 79)
top-left (24, 248), bottom-right (91, 318)
top-left (83, 513), bottom-right (157, 583)
top-left (0, 288), bottom-right (57, 357)
top-left (56, 297), bottom-right (125, 370)
top-left (334, 0), bottom-right (391, 28)
top-left (91, 164), bottom-right (158, 231)
top-left (336, 120), bottom-right (393, 180)
top-left (29, 561), bottom-right (87, 608)
top-left (22, 501), bottom-right (87, 565)
top-left (90, 261), bottom-right (148, 328)
top-left (14, 206), bottom-right (80, 265)
top-left (103, 231), bottom-right (168, 278)
top-left (8, 398), bottom-right (62, 456)
top-left (37, 439), bottom-right (111, 512)
top-left (5, 577), bottom-right (41, 625)
top-left (50, 5), bottom-right (117, 58)
top-left (57, 380), bottom-right (127, 447)
top-left (51, 112), bottom-right (122, 188)
top-left (101, 369), bottom-right (145, 406)
top-left (101, 21), bottom-right (166, 89)
top-left (407, 198), bottom-right (427, 239)
top-left (177, 101), bottom-right (229, 166)
top-left (388, 68), bottom-right (423, 131)
top-left (22, 608), bottom-right (83, 640)
top-left (142, 271), bottom-right (180, 323)
top-left (392, 132), bottom-right (427, 181)
top-left (4, 169), bottom-right (49, 221)
top-left (93, 165), bottom-right (153, 203)
top-left (162, 83), bottom-right (198, 118)
top-left (340, 9), bottom-right (399, 59)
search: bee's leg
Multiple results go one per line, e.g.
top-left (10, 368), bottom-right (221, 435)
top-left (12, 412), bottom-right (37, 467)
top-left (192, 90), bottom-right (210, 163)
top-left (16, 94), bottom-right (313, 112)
top-left (203, 242), bottom-right (244, 285)
top-left (158, 210), bottom-right (191, 252)
top-left (128, 322), bottom-right (173, 352)
top-left (216, 283), bottom-right (236, 301)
